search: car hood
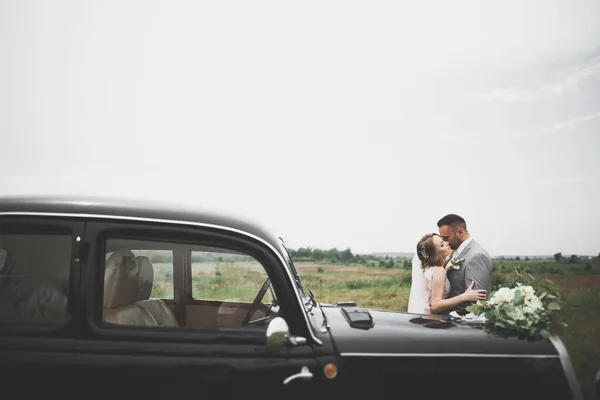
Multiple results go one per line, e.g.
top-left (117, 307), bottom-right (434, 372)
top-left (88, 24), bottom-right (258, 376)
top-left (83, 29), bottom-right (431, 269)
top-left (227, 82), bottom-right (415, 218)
top-left (321, 305), bottom-right (560, 356)
top-left (318, 306), bottom-right (579, 399)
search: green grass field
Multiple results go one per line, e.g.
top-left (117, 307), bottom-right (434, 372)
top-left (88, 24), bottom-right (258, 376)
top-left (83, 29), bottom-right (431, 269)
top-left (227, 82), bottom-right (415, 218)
top-left (296, 259), bottom-right (600, 400)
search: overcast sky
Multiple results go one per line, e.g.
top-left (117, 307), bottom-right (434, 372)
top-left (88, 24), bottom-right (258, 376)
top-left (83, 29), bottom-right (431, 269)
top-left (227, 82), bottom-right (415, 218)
top-left (1, 0), bottom-right (599, 256)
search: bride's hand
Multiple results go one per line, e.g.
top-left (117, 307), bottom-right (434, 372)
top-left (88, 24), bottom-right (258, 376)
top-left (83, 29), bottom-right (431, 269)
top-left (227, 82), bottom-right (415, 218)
top-left (463, 281), bottom-right (487, 302)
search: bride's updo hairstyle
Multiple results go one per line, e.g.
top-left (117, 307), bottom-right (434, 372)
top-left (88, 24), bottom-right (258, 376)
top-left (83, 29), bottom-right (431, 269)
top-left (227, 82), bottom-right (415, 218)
top-left (416, 233), bottom-right (444, 269)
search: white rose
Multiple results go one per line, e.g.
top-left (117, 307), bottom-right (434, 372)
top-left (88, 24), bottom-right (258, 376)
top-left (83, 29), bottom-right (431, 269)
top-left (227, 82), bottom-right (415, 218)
top-left (494, 287), bottom-right (514, 303)
top-left (529, 296), bottom-right (543, 310)
top-left (521, 285), bottom-right (536, 300)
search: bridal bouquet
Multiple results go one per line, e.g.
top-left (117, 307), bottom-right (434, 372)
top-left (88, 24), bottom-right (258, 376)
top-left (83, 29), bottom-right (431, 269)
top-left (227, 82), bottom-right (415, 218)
top-left (466, 283), bottom-right (562, 340)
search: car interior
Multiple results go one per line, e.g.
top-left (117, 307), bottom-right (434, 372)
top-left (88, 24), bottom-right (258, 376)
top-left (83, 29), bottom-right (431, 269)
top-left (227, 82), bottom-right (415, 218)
top-left (103, 237), bottom-right (279, 329)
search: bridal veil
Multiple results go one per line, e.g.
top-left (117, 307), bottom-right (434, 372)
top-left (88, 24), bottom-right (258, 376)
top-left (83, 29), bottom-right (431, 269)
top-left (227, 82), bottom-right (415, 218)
top-left (407, 253), bottom-right (425, 313)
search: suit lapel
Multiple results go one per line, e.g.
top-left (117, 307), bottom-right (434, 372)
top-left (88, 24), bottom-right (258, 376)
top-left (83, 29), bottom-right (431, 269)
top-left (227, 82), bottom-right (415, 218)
top-left (447, 241), bottom-right (474, 295)
top-left (456, 240), bottom-right (474, 260)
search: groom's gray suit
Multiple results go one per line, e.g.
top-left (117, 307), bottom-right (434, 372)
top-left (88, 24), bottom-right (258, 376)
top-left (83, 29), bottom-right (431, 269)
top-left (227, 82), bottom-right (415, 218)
top-left (446, 239), bottom-right (494, 316)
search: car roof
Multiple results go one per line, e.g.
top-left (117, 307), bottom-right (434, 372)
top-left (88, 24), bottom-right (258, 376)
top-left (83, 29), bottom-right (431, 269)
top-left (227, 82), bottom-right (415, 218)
top-left (0, 194), bottom-right (284, 252)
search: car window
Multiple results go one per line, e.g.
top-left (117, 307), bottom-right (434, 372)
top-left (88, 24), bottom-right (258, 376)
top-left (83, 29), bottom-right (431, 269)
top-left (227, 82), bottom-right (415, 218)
top-left (0, 234), bottom-right (71, 327)
top-left (191, 250), bottom-right (271, 301)
top-left (191, 249), bottom-right (274, 326)
top-left (102, 237), bottom-right (277, 329)
top-left (105, 246), bottom-right (174, 299)
top-left (131, 250), bottom-right (174, 299)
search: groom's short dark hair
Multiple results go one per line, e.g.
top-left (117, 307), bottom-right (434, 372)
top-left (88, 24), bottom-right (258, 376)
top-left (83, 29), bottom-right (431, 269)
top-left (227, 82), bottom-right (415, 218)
top-left (437, 214), bottom-right (467, 230)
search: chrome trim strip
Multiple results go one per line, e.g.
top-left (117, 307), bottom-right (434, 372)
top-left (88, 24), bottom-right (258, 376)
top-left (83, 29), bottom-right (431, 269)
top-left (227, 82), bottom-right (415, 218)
top-left (341, 352), bottom-right (559, 358)
top-left (550, 336), bottom-right (583, 400)
top-left (0, 211), bottom-right (323, 346)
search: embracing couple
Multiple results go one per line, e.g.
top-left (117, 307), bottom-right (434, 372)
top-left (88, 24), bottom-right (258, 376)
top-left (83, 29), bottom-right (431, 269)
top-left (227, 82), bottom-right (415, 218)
top-left (407, 214), bottom-right (494, 316)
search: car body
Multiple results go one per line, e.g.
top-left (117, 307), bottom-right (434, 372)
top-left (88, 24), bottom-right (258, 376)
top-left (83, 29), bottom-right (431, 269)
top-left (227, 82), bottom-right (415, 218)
top-left (0, 195), bottom-right (582, 398)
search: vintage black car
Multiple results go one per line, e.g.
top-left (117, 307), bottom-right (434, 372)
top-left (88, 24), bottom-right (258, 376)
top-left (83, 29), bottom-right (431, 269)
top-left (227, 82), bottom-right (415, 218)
top-left (0, 195), bottom-right (582, 398)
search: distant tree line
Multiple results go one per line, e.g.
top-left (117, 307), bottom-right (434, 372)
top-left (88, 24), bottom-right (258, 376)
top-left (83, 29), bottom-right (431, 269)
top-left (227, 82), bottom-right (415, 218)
top-left (495, 253), bottom-right (600, 264)
top-left (289, 247), bottom-right (411, 269)
top-left (553, 252), bottom-right (600, 263)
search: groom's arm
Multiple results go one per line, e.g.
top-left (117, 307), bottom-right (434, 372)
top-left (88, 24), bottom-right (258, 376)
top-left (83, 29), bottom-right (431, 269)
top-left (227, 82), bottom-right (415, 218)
top-left (463, 253), bottom-right (493, 298)
top-left (452, 253), bottom-right (493, 315)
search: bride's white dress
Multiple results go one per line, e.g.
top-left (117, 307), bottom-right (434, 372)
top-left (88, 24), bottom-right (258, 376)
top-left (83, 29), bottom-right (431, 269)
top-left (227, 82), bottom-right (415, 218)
top-left (423, 266), bottom-right (451, 312)
top-left (408, 254), bottom-right (451, 314)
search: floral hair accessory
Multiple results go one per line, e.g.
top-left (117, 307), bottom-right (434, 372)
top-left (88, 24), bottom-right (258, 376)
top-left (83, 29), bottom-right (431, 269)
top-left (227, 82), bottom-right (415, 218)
top-left (418, 243), bottom-right (429, 263)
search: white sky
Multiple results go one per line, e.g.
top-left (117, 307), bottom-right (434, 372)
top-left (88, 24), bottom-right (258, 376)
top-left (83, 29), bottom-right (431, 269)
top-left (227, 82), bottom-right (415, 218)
top-left (1, 0), bottom-right (599, 256)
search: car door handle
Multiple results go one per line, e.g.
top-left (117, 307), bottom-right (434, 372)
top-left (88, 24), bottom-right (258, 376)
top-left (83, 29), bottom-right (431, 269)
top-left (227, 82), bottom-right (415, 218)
top-left (283, 366), bottom-right (313, 385)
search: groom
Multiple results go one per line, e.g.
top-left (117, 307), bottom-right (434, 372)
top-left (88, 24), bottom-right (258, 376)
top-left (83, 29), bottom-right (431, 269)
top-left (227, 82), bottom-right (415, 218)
top-left (437, 214), bottom-right (493, 316)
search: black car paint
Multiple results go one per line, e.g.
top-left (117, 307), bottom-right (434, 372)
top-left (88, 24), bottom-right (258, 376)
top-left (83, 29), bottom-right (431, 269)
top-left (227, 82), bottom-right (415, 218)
top-left (323, 306), bottom-right (575, 397)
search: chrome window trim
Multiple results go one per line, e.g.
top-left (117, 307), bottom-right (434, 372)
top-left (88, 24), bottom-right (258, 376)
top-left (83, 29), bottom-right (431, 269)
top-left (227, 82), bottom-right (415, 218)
top-left (341, 352), bottom-right (559, 358)
top-left (0, 211), bottom-right (322, 346)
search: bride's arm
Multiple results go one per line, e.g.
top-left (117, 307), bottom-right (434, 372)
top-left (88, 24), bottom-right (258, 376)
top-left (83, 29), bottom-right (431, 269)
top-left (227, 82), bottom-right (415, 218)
top-left (429, 268), bottom-right (486, 314)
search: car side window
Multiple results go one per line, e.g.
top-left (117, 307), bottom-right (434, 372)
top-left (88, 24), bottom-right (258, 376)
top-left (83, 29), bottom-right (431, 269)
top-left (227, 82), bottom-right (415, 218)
top-left (102, 237), bottom-right (277, 330)
top-left (131, 250), bottom-right (174, 299)
top-left (0, 233), bottom-right (72, 327)
top-left (190, 249), bottom-right (274, 326)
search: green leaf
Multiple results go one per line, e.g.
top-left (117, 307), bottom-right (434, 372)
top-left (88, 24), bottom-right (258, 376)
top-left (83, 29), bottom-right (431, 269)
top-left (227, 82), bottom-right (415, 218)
top-left (514, 290), bottom-right (525, 305)
top-left (538, 292), bottom-right (547, 300)
top-left (540, 329), bottom-right (550, 339)
top-left (548, 302), bottom-right (560, 310)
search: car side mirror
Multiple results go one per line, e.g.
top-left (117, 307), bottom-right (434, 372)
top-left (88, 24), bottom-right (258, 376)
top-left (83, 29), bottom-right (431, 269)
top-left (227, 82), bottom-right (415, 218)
top-left (265, 316), bottom-right (308, 353)
top-left (266, 316), bottom-right (289, 353)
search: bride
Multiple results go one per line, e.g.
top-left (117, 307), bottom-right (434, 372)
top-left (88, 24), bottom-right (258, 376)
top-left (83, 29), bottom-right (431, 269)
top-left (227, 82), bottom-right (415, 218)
top-left (407, 233), bottom-right (486, 314)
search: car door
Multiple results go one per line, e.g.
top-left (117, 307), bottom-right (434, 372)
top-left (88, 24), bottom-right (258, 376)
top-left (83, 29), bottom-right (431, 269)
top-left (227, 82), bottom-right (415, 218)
top-left (75, 219), bottom-right (333, 396)
top-left (0, 215), bottom-right (85, 396)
